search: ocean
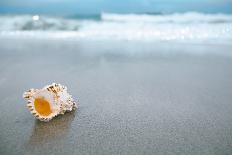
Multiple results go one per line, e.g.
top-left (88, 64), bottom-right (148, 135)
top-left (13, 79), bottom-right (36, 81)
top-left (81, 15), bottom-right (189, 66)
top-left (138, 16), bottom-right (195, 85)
top-left (0, 12), bottom-right (232, 44)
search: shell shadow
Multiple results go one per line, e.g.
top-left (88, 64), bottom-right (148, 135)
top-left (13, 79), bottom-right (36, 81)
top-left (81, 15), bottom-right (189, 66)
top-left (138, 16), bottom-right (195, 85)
top-left (28, 110), bottom-right (76, 145)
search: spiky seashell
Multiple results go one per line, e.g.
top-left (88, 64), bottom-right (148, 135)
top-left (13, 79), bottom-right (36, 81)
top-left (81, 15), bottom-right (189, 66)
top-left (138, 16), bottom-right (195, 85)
top-left (23, 83), bottom-right (77, 122)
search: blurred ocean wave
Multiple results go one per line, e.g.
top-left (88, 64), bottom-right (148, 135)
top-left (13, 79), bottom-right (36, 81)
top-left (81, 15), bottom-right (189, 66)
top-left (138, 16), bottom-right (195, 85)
top-left (101, 12), bottom-right (232, 23)
top-left (0, 15), bottom-right (80, 31)
top-left (0, 12), bottom-right (232, 43)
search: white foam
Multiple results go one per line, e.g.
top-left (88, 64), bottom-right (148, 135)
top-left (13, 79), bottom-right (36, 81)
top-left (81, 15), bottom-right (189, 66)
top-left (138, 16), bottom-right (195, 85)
top-left (0, 15), bottom-right (80, 31)
top-left (0, 13), bottom-right (232, 43)
top-left (101, 12), bottom-right (232, 23)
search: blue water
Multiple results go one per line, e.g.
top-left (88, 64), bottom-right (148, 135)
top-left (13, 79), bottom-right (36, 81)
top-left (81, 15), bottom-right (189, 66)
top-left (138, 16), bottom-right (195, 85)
top-left (0, 12), bottom-right (232, 43)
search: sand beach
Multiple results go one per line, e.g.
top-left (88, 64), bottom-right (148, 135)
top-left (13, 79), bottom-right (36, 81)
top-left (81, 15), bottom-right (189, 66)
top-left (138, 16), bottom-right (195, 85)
top-left (0, 37), bottom-right (232, 154)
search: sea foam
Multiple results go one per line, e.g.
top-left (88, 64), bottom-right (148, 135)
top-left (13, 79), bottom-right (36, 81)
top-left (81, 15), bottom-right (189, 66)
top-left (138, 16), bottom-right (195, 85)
top-left (0, 12), bottom-right (232, 43)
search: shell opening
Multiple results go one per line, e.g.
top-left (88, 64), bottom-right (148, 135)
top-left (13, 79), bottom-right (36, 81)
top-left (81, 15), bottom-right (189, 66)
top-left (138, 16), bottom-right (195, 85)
top-left (34, 98), bottom-right (52, 116)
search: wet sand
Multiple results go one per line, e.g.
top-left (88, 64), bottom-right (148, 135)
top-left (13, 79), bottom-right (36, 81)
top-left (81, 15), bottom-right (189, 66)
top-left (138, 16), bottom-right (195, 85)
top-left (0, 38), bottom-right (232, 155)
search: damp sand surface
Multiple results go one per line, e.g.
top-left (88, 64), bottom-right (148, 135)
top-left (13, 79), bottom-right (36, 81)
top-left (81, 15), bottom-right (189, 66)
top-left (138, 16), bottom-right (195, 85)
top-left (0, 38), bottom-right (232, 155)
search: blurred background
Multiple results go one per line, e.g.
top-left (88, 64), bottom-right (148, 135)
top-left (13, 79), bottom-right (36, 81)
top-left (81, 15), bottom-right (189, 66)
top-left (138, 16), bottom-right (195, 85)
top-left (0, 0), bottom-right (232, 43)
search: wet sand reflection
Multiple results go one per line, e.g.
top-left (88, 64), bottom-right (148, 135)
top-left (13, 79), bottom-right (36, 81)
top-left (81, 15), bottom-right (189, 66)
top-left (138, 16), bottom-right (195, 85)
top-left (28, 111), bottom-right (75, 145)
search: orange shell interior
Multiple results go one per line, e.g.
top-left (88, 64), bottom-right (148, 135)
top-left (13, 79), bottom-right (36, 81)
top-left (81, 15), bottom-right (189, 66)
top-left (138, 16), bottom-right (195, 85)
top-left (34, 98), bottom-right (52, 116)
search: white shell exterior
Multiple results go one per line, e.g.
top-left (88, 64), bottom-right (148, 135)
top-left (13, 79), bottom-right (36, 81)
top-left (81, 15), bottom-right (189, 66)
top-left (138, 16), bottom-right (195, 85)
top-left (23, 83), bottom-right (77, 122)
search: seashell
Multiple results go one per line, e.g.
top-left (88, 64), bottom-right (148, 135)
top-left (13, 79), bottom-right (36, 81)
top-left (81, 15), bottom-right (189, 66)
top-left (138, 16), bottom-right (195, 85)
top-left (23, 83), bottom-right (77, 122)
